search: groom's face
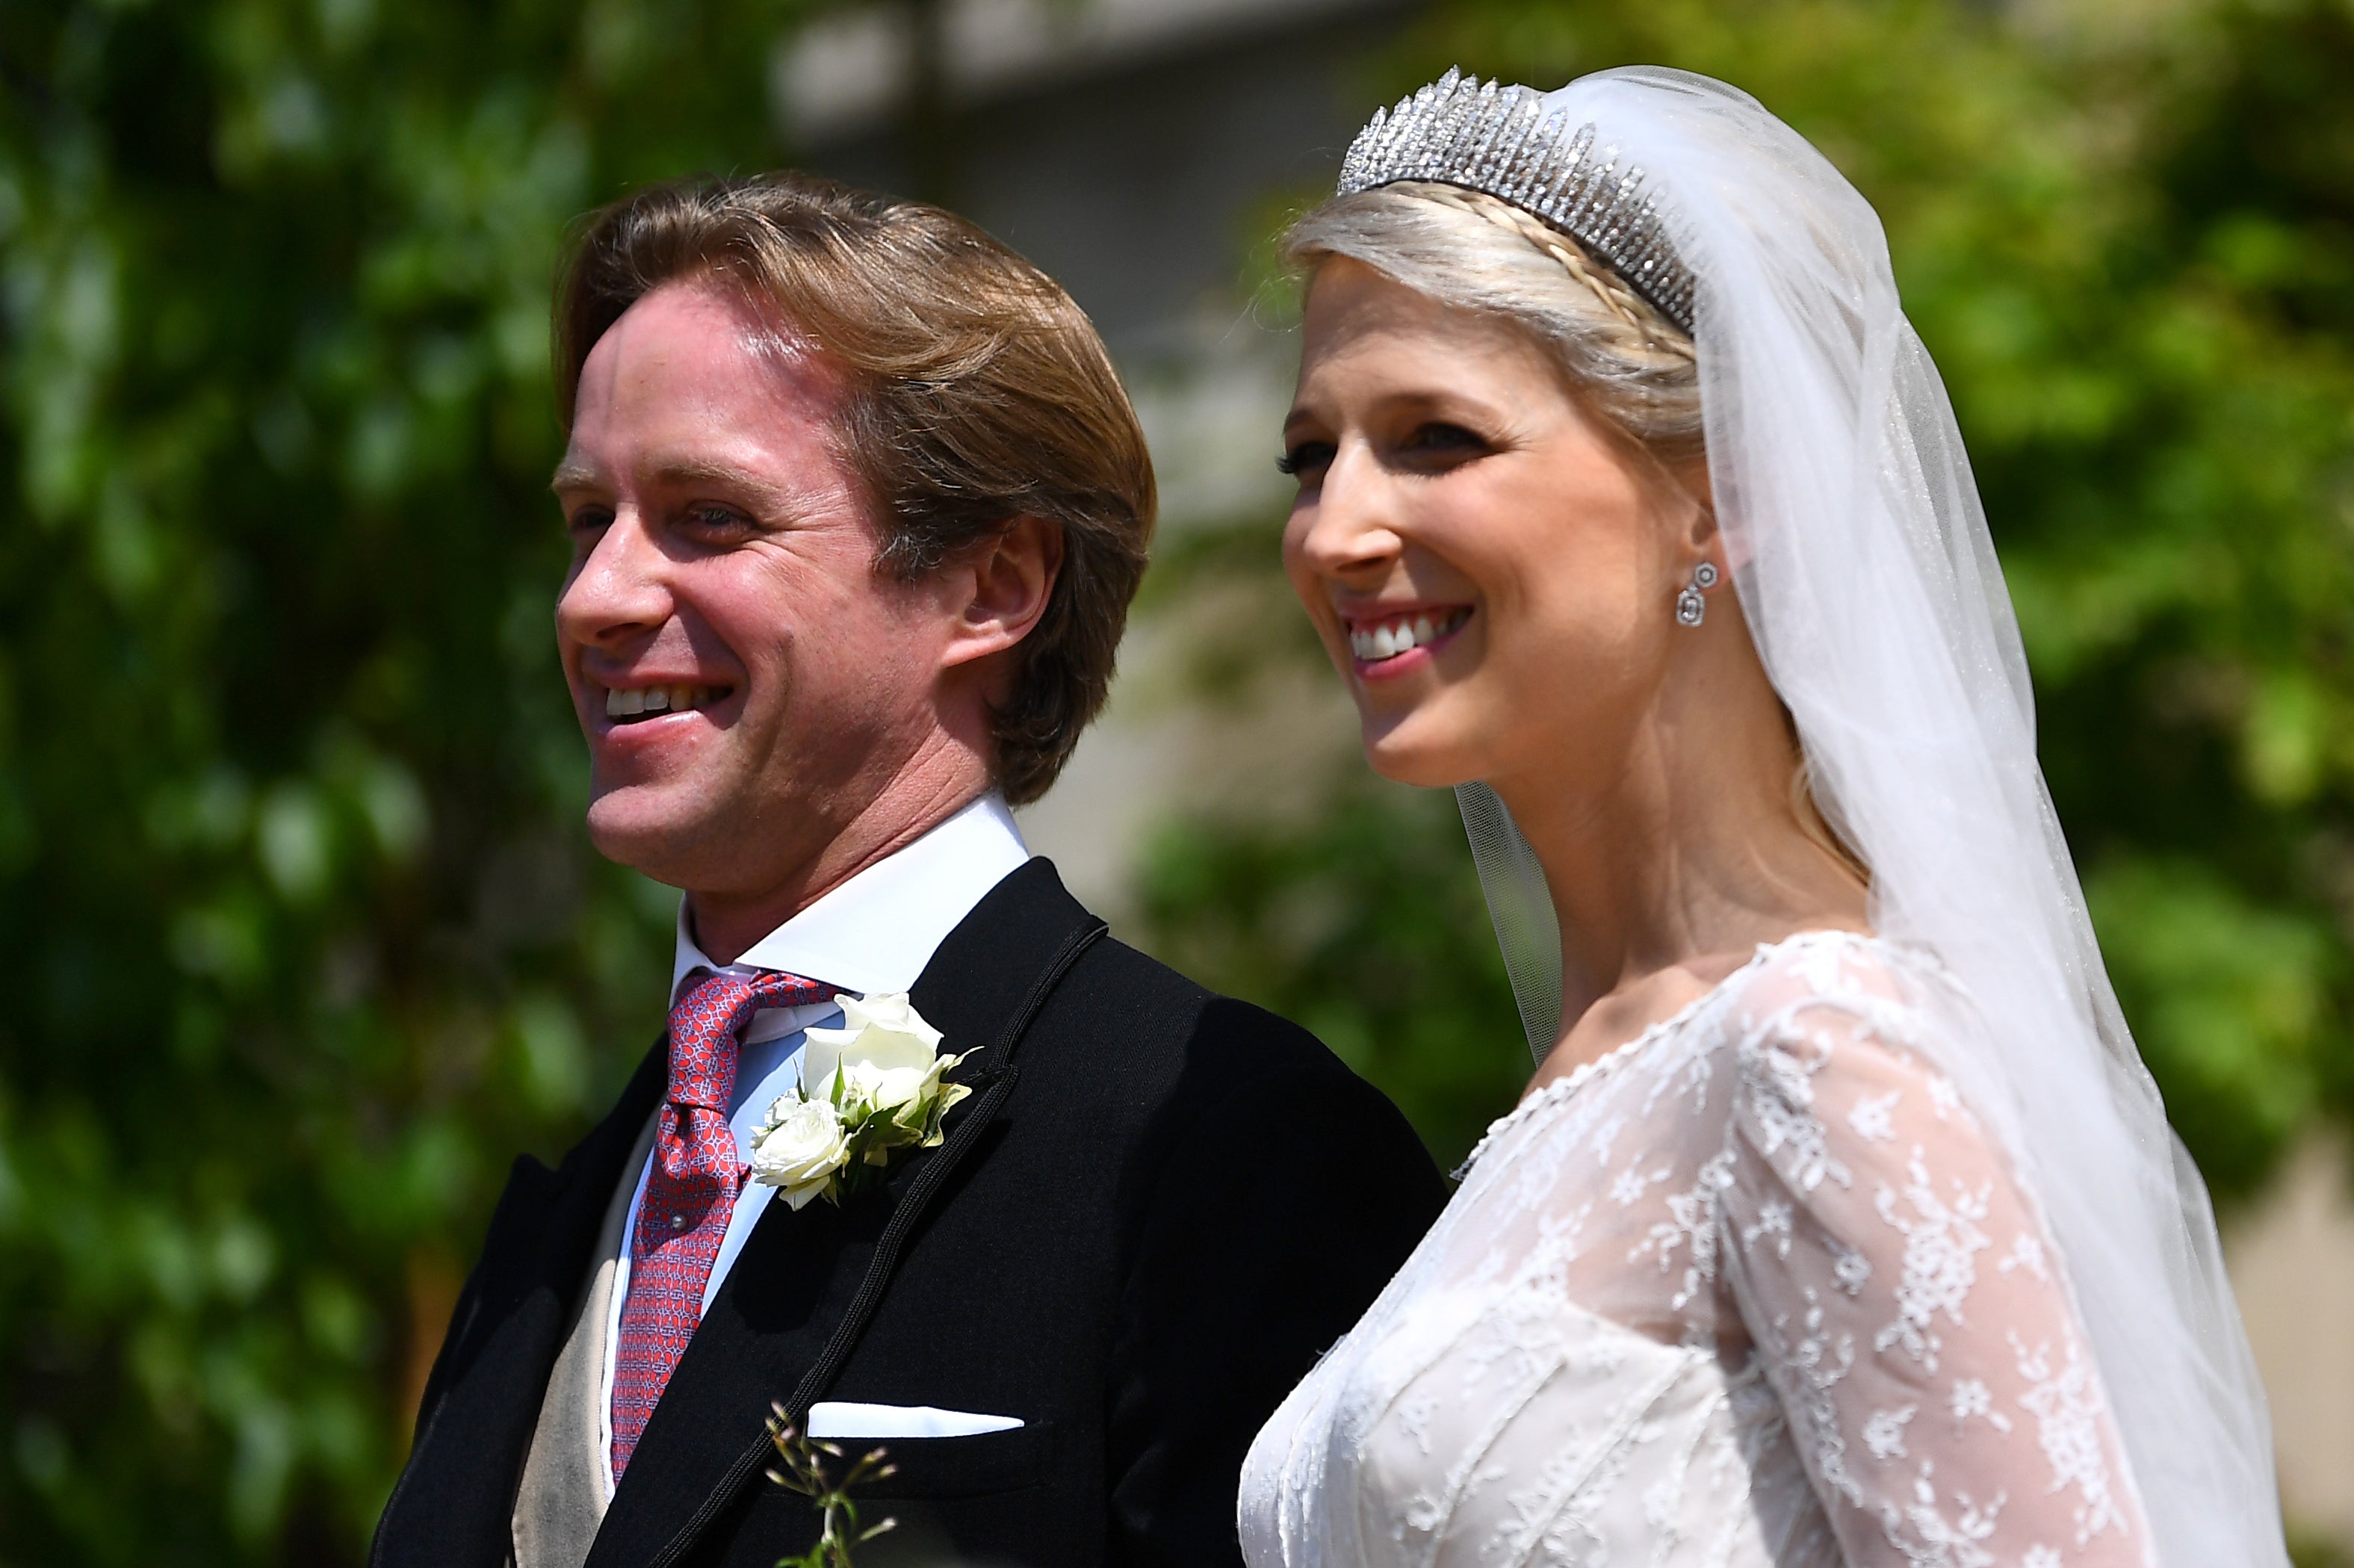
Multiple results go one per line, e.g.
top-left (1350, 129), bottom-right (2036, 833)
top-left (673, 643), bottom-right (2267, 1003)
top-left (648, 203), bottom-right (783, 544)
top-left (552, 282), bottom-right (961, 898)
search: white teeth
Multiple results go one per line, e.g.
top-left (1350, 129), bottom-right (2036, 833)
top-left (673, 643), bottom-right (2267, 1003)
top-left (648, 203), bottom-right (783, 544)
top-left (1348, 610), bottom-right (1467, 663)
top-left (604, 684), bottom-right (718, 720)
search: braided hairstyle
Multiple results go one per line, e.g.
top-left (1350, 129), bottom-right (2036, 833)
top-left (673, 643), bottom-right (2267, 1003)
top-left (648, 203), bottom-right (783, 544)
top-left (1282, 180), bottom-right (1702, 468)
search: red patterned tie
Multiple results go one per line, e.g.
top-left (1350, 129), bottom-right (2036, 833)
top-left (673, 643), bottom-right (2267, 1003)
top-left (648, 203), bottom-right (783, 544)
top-left (610, 966), bottom-right (830, 1478)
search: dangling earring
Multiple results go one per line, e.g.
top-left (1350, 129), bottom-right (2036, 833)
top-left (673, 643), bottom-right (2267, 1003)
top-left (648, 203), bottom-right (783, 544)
top-left (1676, 562), bottom-right (1720, 628)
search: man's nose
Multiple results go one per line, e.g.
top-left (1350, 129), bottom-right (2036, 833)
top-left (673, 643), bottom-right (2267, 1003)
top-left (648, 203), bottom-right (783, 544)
top-left (556, 510), bottom-right (673, 646)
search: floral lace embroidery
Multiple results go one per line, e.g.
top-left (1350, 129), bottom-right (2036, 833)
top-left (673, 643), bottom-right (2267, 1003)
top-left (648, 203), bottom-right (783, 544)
top-left (2011, 1334), bottom-right (2125, 1547)
top-left (1236, 932), bottom-right (2152, 1568)
top-left (1872, 1150), bottom-right (1993, 1372)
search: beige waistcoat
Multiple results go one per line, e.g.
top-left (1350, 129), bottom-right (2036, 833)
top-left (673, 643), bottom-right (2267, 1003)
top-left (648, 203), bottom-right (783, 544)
top-left (509, 1113), bottom-right (659, 1568)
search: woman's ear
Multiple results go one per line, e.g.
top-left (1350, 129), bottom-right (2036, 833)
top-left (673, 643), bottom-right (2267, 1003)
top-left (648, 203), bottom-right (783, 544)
top-left (1675, 453), bottom-right (1755, 583)
top-left (941, 515), bottom-right (1065, 672)
top-left (1675, 455), bottom-right (1720, 565)
top-left (1647, 449), bottom-right (1721, 585)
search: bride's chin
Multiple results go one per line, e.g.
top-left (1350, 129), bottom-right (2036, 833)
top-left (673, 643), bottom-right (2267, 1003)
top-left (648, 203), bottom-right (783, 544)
top-left (1357, 719), bottom-right (1482, 791)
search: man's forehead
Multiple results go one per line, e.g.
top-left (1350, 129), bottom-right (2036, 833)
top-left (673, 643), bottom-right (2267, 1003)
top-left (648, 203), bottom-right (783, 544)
top-left (557, 282), bottom-right (844, 490)
top-left (578, 281), bottom-right (835, 406)
top-left (607, 279), bottom-right (830, 374)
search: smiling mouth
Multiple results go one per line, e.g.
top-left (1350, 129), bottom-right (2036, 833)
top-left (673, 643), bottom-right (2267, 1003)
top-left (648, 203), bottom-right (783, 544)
top-left (601, 684), bottom-right (732, 724)
top-left (1346, 607), bottom-right (1472, 665)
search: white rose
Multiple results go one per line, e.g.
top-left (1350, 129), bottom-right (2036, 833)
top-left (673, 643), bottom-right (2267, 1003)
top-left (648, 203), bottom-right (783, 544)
top-left (840, 1057), bottom-right (931, 1115)
top-left (749, 1094), bottom-right (849, 1209)
top-left (802, 992), bottom-right (947, 1101)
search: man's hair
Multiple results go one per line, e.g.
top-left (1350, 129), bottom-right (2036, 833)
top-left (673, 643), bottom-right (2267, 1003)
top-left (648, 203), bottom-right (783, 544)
top-left (554, 173), bottom-right (1156, 806)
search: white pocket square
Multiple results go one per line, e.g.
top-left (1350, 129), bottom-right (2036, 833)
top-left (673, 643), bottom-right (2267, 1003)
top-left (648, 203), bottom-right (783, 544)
top-left (805, 1401), bottom-right (1023, 1439)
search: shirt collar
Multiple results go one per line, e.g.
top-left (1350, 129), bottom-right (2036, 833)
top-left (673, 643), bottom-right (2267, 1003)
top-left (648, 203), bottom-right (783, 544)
top-left (669, 791), bottom-right (1031, 1003)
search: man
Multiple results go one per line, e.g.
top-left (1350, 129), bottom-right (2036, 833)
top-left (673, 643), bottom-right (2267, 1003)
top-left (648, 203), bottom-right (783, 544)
top-left (371, 173), bottom-right (1446, 1568)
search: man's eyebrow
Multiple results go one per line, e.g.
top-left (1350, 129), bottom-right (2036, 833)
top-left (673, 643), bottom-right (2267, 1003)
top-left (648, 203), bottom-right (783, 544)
top-left (548, 454), bottom-right (793, 506)
top-left (645, 456), bottom-right (787, 499)
top-left (550, 454), bottom-right (602, 494)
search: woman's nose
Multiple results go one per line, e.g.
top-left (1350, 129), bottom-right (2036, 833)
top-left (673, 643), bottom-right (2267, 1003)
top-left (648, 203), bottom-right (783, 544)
top-left (1292, 449), bottom-right (1403, 579)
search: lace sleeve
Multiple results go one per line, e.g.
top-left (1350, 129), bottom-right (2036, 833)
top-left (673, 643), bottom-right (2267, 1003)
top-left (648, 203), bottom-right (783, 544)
top-left (1718, 952), bottom-right (2152, 1568)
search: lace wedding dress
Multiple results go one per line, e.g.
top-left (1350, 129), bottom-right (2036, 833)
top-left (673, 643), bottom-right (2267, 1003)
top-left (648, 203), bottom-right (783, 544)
top-left (1238, 932), bottom-right (2150, 1568)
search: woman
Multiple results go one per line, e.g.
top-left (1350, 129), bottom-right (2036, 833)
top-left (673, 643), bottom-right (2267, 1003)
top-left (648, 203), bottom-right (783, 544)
top-left (1236, 67), bottom-right (2287, 1568)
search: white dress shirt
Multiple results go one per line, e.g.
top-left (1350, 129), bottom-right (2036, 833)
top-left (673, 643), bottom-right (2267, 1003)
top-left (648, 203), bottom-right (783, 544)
top-left (596, 792), bottom-right (1032, 1491)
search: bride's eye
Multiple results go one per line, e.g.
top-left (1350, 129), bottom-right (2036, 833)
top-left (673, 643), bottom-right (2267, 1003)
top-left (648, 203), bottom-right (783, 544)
top-left (1401, 422), bottom-right (1489, 462)
top-left (1277, 441), bottom-right (1336, 479)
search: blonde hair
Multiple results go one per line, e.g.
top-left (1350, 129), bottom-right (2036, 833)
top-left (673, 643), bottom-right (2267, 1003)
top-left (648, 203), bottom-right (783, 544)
top-left (1284, 182), bottom-right (1701, 464)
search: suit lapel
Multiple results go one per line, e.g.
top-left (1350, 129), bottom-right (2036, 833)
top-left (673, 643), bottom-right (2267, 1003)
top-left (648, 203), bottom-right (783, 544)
top-left (373, 1043), bottom-right (667, 1568)
top-left (584, 858), bottom-right (1103, 1568)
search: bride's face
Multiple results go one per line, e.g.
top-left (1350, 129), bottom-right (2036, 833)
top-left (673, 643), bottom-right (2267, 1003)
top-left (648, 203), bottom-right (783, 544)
top-left (1281, 258), bottom-right (1704, 790)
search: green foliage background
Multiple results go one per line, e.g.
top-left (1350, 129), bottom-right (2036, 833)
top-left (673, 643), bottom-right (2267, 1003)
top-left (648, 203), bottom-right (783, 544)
top-left (1, 0), bottom-right (2350, 1561)
top-left (0, 1), bottom-right (808, 1559)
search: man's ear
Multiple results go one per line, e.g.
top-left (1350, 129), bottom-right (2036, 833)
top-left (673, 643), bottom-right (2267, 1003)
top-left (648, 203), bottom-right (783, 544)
top-left (941, 514), bottom-right (1064, 672)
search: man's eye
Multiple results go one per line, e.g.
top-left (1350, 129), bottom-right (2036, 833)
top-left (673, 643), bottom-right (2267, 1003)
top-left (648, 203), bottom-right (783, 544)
top-left (566, 505), bottom-right (614, 539)
top-left (681, 503), bottom-right (752, 534)
top-left (1277, 441), bottom-right (1336, 477)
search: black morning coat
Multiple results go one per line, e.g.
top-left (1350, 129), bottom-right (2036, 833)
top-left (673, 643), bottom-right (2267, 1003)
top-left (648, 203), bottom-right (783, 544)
top-left (371, 858), bottom-right (1449, 1568)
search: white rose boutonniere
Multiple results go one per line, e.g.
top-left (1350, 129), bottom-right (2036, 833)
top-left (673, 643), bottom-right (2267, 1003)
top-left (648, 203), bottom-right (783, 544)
top-left (749, 994), bottom-right (970, 1209)
top-left (749, 1095), bottom-right (851, 1211)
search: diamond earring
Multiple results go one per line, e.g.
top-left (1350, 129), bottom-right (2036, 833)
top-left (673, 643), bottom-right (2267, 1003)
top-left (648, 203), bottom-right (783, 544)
top-left (1676, 562), bottom-right (1720, 627)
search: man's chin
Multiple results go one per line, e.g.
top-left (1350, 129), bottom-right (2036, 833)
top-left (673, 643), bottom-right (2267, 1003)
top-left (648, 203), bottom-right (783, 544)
top-left (583, 788), bottom-right (730, 887)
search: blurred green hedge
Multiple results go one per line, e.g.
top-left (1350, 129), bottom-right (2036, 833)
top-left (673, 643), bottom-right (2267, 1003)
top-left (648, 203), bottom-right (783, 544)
top-left (0, 1), bottom-right (803, 1558)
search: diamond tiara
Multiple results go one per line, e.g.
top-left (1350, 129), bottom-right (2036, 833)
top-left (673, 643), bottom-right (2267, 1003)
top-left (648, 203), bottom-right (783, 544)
top-left (1336, 69), bottom-right (1698, 335)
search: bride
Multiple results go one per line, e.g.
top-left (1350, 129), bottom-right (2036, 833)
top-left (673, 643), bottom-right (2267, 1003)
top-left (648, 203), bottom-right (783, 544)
top-left (1237, 67), bottom-right (2288, 1568)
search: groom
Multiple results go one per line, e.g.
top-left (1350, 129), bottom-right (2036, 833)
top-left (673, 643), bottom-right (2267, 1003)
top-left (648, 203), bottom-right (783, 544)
top-left (370, 173), bottom-right (1446, 1568)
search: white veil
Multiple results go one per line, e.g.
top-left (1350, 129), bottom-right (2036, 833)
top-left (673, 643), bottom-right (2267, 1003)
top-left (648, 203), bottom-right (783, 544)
top-left (1452, 66), bottom-right (2287, 1567)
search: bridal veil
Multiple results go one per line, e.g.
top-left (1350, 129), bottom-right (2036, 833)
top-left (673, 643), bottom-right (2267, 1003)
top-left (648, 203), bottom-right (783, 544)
top-left (1445, 66), bottom-right (2285, 1567)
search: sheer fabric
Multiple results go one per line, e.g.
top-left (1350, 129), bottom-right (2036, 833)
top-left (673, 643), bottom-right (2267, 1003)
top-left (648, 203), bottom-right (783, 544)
top-left (1239, 932), bottom-right (2150, 1568)
top-left (1399, 65), bottom-right (2276, 1566)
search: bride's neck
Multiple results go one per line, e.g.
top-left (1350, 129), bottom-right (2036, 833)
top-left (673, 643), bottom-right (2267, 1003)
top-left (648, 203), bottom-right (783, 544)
top-left (1490, 692), bottom-right (1868, 1068)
